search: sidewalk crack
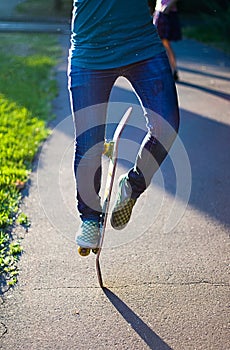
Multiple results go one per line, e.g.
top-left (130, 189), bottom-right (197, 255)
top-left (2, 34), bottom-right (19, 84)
top-left (0, 322), bottom-right (7, 338)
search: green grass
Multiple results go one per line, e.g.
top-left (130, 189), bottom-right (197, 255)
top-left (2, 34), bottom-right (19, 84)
top-left (16, 0), bottom-right (73, 20)
top-left (182, 5), bottom-right (230, 55)
top-left (0, 33), bottom-right (61, 290)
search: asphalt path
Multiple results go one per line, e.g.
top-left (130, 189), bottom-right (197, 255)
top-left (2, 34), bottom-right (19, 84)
top-left (0, 32), bottom-right (230, 349)
top-left (0, 21), bottom-right (70, 34)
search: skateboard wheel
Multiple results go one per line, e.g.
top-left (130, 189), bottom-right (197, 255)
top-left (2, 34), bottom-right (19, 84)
top-left (78, 247), bottom-right (90, 256)
top-left (92, 248), bottom-right (99, 254)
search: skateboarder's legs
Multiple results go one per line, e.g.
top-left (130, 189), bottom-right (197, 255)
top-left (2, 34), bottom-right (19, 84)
top-left (68, 51), bottom-right (179, 230)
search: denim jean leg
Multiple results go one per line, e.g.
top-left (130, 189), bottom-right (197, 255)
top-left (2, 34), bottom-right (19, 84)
top-left (75, 126), bottom-right (105, 220)
top-left (68, 65), bottom-right (117, 221)
top-left (123, 52), bottom-right (180, 198)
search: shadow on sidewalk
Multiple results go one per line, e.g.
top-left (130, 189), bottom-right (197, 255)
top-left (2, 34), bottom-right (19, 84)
top-left (178, 66), bottom-right (230, 82)
top-left (103, 287), bottom-right (173, 350)
top-left (177, 80), bottom-right (230, 101)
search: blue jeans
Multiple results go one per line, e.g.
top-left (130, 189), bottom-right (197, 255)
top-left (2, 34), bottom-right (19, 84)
top-left (68, 51), bottom-right (179, 221)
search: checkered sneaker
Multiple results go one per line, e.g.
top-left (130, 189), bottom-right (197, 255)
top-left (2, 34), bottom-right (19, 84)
top-left (111, 175), bottom-right (136, 230)
top-left (76, 220), bottom-right (100, 249)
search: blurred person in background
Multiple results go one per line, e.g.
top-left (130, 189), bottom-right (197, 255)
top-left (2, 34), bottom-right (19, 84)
top-left (152, 0), bottom-right (182, 81)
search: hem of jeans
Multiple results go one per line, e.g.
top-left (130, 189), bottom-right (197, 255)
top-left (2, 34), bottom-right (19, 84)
top-left (81, 216), bottom-right (101, 223)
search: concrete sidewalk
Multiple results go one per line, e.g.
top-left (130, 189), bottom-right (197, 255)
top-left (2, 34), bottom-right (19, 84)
top-left (0, 22), bottom-right (230, 350)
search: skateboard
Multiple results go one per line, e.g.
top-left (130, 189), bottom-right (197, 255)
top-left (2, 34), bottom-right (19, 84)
top-left (77, 107), bottom-right (133, 287)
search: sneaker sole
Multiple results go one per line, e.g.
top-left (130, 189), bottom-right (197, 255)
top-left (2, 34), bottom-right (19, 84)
top-left (76, 237), bottom-right (99, 249)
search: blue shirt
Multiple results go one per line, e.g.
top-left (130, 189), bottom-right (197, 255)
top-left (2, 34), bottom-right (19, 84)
top-left (69, 0), bottom-right (164, 69)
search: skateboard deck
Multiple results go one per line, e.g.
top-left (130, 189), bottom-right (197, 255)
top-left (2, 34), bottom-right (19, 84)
top-left (78, 107), bottom-right (132, 287)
